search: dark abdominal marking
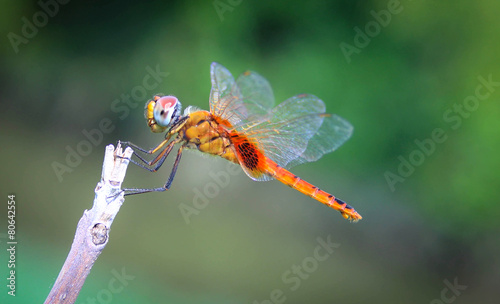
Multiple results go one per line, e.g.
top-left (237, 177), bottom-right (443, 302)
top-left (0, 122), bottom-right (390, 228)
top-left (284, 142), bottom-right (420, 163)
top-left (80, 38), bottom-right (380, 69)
top-left (238, 141), bottom-right (259, 170)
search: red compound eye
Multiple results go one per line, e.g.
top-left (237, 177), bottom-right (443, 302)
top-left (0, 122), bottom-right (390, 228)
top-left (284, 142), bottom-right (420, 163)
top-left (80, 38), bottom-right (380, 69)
top-left (157, 96), bottom-right (178, 110)
top-left (153, 95), bottom-right (181, 127)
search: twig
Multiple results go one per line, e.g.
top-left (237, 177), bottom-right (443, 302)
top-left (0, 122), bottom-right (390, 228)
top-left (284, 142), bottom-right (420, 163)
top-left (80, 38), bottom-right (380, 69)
top-left (44, 144), bottom-right (133, 304)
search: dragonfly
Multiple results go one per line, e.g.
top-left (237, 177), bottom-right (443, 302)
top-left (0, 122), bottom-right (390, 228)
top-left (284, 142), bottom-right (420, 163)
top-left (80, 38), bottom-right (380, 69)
top-left (120, 62), bottom-right (362, 222)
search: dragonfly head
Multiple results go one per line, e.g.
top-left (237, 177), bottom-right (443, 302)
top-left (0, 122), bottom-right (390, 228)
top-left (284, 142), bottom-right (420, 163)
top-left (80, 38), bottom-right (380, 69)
top-left (145, 95), bottom-right (182, 133)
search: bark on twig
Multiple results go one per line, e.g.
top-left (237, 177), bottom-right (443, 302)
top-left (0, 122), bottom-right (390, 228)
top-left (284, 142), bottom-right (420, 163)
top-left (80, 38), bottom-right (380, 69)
top-left (44, 144), bottom-right (133, 304)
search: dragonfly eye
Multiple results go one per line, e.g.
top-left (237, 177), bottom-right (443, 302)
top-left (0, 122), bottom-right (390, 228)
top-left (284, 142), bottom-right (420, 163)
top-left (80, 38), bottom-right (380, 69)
top-left (153, 96), bottom-right (182, 127)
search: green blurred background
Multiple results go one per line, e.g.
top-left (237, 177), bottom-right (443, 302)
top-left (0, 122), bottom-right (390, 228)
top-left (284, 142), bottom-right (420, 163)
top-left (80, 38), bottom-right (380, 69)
top-left (1, 0), bottom-right (499, 303)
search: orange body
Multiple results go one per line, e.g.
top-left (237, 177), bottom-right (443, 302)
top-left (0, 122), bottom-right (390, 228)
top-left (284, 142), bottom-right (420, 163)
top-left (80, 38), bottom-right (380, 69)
top-left (178, 110), bottom-right (362, 222)
top-left (265, 159), bottom-right (362, 221)
top-left (180, 110), bottom-right (239, 163)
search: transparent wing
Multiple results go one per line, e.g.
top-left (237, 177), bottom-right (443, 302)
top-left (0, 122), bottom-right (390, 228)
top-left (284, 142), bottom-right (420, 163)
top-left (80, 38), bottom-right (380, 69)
top-left (285, 113), bottom-right (353, 168)
top-left (208, 63), bottom-right (352, 181)
top-left (234, 94), bottom-right (353, 174)
top-left (209, 62), bottom-right (275, 126)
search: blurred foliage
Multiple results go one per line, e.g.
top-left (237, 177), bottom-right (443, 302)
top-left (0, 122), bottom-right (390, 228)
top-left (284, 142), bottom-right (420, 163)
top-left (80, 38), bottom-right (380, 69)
top-left (0, 0), bottom-right (499, 303)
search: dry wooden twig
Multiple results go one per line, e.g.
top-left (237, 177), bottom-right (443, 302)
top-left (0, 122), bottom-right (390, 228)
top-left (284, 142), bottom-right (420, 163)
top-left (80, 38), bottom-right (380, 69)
top-left (44, 144), bottom-right (133, 304)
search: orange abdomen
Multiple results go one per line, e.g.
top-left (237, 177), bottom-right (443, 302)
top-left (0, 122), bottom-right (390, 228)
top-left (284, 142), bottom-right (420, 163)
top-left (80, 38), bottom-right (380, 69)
top-left (265, 159), bottom-right (362, 222)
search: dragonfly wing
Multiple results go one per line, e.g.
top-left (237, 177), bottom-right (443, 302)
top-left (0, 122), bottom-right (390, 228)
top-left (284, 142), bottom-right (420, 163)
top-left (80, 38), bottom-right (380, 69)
top-left (235, 94), bottom-right (353, 172)
top-left (209, 62), bottom-right (275, 126)
top-left (208, 64), bottom-right (353, 180)
top-left (234, 69), bottom-right (275, 119)
top-left (286, 113), bottom-right (353, 168)
top-left (209, 62), bottom-right (240, 119)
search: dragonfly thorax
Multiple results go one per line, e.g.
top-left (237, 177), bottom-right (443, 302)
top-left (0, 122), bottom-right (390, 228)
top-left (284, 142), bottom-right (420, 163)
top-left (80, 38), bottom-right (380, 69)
top-left (145, 95), bottom-right (182, 133)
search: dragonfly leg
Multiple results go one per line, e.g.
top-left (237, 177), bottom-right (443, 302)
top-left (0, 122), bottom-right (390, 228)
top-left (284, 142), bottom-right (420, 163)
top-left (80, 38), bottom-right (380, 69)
top-left (126, 140), bottom-right (177, 172)
top-left (118, 136), bottom-right (171, 164)
top-left (122, 146), bottom-right (184, 196)
top-left (119, 137), bottom-right (179, 172)
top-left (119, 140), bottom-right (152, 154)
top-left (120, 135), bottom-right (171, 154)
